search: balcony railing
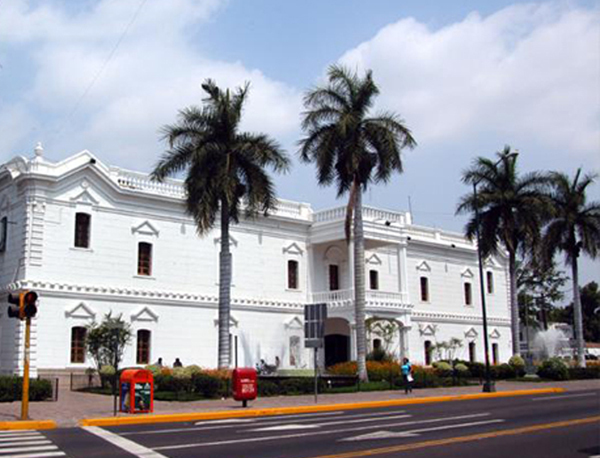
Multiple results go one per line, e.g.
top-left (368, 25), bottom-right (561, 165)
top-left (310, 289), bottom-right (408, 307)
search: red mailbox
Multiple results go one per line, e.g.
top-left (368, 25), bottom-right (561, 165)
top-left (119, 369), bottom-right (154, 414)
top-left (232, 367), bottom-right (257, 407)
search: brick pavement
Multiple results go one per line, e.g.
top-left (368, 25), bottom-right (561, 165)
top-left (0, 379), bottom-right (597, 427)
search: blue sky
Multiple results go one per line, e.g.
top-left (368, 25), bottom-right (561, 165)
top-left (0, 0), bottom-right (599, 286)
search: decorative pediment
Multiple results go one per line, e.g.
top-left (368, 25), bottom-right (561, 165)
top-left (416, 260), bottom-right (431, 272)
top-left (131, 306), bottom-right (159, 323)
top-left (461, 268), bottom-right (475, 279)
top-left (70, 189), bottom-right (99, 206)
top-left (419, 323), bottom-right (437, 336)
top-left (366, 254), bottom-right (382, 266)
top-left (464, 327), bottom-right (479, 338)
top-left (213, 315), bottom-right (239, 328)
top-left (214, 235), bottom-right (238, 247)
top-left (65, 302), bottom-right (96, 320)
top-left (283, 242), bottom-right (304, 256)
top-left (489, 328), bottom-right (501, 339)
top-left (285, 316), bottom-right (304, 330)
top-left (484, 257), bottom-right (500, 268)
top-left (131, 221), bottom-right (160, 237)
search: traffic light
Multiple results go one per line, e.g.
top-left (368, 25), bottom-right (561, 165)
top-left (6, 291), bottom-right (38, 320)
top-left (7, 293), bottom-right (23, 319)
top-left (23, 291), bottom-right (38, 318)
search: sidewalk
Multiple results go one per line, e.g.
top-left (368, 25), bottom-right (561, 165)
top-left (0, 379), bottom-right (598, 428)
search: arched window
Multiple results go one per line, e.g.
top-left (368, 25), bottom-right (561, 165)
top-left (74, 213), bottom-right (91, 248)
top-left (369, 270), bottom-right (379, 290)
top-left (420, 277), bottom-right (429, 302)
top-left (469, 342), bottom-right (476, 363)
top-left (424, 340), bottom-right (432, 365)
top-left (487, 271), bottom-right (494, 294)
top-left (138, 242), bottom-right (152, 276)
top-left (137, 330), bottom-right (151, 364)
top-left (287, 260), bottom-right (299, 289)
top-left (464, 282), bottom-right (472, 306)
top-left (329, 264), bottom-right (339, 291)
top-left (71, 327), bottom-right (87, 363)
top-left (492, 343), bottom-right (499, 365)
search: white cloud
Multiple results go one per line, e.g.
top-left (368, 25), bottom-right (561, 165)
top-left (0, 0), bottom-right (301, 169)
top-left (338, 3), bottom-right (600, 166)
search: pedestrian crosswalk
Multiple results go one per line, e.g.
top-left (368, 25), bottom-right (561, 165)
top-left (0, 429), bottom-right (65, 458)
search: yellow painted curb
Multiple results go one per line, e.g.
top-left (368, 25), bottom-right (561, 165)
top-left (0, 420), bottom-right (56, 430)
top-left (80, 387), bottom-right (565, 428)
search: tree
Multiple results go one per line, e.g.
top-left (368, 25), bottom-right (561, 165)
top-left (542, 170), bottom-right (600, 366)
top-left (517, 257), bottom-right (567, 330)
top-left (457, 147), bottom-right (551, 357)
top-left (85, 313), bottom-right (132, 415)
top-left (152, 80), bottom-right (289, 369)
top-left (299, 65), bottom-right (416, 381)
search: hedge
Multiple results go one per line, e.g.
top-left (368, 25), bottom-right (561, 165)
top-left (0, 376), bottom-right (53, 402)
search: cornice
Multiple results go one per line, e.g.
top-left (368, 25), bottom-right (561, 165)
top-left (411, 310), bottom-right (511, 326)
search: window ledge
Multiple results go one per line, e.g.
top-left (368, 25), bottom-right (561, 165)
top-left (70, 247), bottom-right (93, 253)
top-left (133, 275), bottom-right (156, 280)
top-left (285, 288), bottom-right (303, 293)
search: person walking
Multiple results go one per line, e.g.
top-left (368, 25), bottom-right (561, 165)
top-left (401, 358), bottom-right (413, 394)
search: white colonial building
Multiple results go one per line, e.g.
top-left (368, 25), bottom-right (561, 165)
top-left (0, 146), bottom-right (512, 378)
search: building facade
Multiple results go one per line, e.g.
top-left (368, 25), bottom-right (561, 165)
top-left (0, 146), bottom-right (512, 377)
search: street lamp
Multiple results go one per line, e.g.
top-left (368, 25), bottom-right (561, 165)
top-left (472, 149), bottom-right (518, 393)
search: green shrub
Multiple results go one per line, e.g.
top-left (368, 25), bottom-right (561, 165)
top-left (466, 362), bottom-right (485, 378)
top-left (144, 364), bottom-right (162, 377)
top-left (366, 348), bottom-right (392, 362)
top-left (0, 376), bottom-right (53, 402)
top-left (433, 361), bottom-right (452, 377)
top-left (192, 373), bottom-right (222, 398)
top-left (258, 379), bottom-right (280, 397)
top-left (568, 366), bottom-right (600, 380)
top-left (537, 358), bottom-right (569, 380)
top-left (509, 355), bottom-right (526, 377)
top-left (454, 363), bottom-right (470, 376)
top-left (490, 363), bottom-right (515, 380)
top-left (280, 378), bottom-right (315, 395)
top-left (154, 373), bottom-right (192, 393)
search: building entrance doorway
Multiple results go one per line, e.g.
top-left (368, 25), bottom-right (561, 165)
top-left (324, 318), bottom-right (351, 368)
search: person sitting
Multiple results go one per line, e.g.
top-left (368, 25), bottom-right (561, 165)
top-left (173, 357), bottom-right (183, 367)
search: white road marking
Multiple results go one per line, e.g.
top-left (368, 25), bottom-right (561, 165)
top-left (0, 453), bottom-right (65, 458)
top-left (248, 414), bottom-right (412, 432)
top-left (341, 420), bottom-right (505, 442)
top-left (250, 424), bottom-right (321, 432)
top-left (0, 434), bottom-right (41, 441)
top-left (83, 426), bottom-right (169, 458)
top-left (0, 430), bottom-right (35, 435)
top-left (532, 393), bottom-right (599, 402)
top-left (122, 409), bottom-right (403, 436)
top-left (0, 440), bottom-right (52, 447)
top-left (194, 419), bottom-right (255, 425)
top-left (154, 413), bottom-right (492, 451)
top-left (0, 445), bottom-right (58, 454)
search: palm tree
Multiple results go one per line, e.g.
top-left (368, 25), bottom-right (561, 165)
top-left (457, 147), bottom-right (551, 357)
top-left (542, 169), bottom-right (600, 367)
top-left (152, 80), bottom-right (289, 369)
top-left (299, 65), bottom-right (416, 382)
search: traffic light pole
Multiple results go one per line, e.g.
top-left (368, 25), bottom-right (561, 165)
top-left (20, 317), bottom-right (32, 420)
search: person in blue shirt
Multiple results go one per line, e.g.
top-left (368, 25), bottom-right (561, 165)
top-left (401, 358), bottom-right (413, 394)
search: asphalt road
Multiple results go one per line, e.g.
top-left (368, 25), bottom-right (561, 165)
top-left (20, 389), bottom-right (600, 458)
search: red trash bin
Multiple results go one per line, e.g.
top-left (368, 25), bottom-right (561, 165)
top-left (119, 369), bottom-right (154, 414)
top-left (232, 367), bottom-right (257, 407)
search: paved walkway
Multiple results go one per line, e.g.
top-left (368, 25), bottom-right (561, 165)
top-left (0, 379), bottom-right (597, 427)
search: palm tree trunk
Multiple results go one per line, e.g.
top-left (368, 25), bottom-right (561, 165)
top-left (509, 251), bottom-right (521, 356)
top-left (571, 256), bottom-right (586, 367)
top-left (354, 187), bottom-right (368, 382)
top-left (218, 202), bottom-right (232, 369)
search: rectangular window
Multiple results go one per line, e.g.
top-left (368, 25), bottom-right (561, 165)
top-left (424, 340), bottom-right (432, 365)
top-left (136, 330), bottom-right (151, 364)
top-left (288, 260), bottom-right (299, 289)
top-left (138, 242), bottom-right (152, 276)
top-left (71, 327), bottom-right (86, 363)
top-left (487, 271), bottom-right (494, 294)
top-left (0, 216), bottom-right (7, 252)
top-left (464, 282), bottom-right (472, 306)
top-left (329, 264), bottom-right (339, 291)
top-left (420, 277), bottom-right (429, 302)
top-left (74, 213), bottom-right (91, 248)
top-left (469, 342), bottom-right (476, 363)
top-left (492, 343), bottom-right (499, 365)
top-left (369, 270), bottom-right (379, 290)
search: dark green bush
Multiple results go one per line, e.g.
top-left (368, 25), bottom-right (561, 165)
top-left (257, 379), bottom-right (280, 397)
top-left (192, 373), bottom-right (222, 398)
top-left (154, 374), bottom-right (192, 393)
top-left (366, 348), bottom-right (393, 362)
top-left (466, 362), bottom-right (485, 378)
top-left (0, 376), bottom-right (53, 402)
top-left (280, 378), bottom-right (315, 395)
top-left (568, 366), bottom-right (600, 380)
top-left (490, 363), bottom-right (516, 380)
top-left (537, 358), bottom-right (569, 380)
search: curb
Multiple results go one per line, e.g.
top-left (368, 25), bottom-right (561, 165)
top-left (80, 387), bottom-right (565, 428)
top-left (0, 420), bottom-right (56, 431)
